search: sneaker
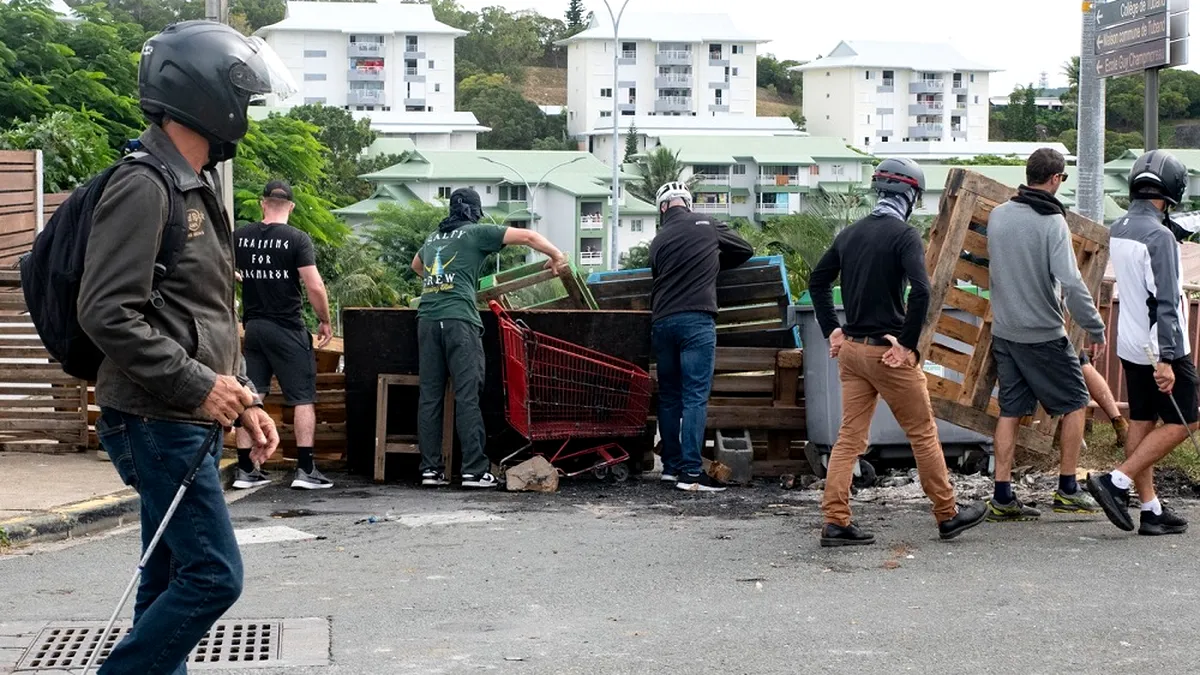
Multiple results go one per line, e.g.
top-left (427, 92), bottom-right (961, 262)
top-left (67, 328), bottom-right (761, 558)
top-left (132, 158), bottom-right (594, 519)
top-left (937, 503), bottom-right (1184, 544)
top-left (291, 467), bottom-right (334, 490)
top-left (232, 467), bottom-right (270, 490)
top-left (676, 472), bottom-right (727, 493)
top-left (1139, 506), bottom-right (1189, 536)
top-left (1085, 472), bottom-right (1134, 532)
top-left (660, 473), bottom-right (678, 483)
top-left (1053, 488), bottom-right (1101, 514)
top-left (986, 498), bottom-right (1041, 522)
top-left (461, 472), bottom-right (500, 489)
top-left (820, 522), bottom-right (876, 547)
top-left (939, 501), bottom-right (988, 540)
top-left (421, 470), bottom-right (449, 487)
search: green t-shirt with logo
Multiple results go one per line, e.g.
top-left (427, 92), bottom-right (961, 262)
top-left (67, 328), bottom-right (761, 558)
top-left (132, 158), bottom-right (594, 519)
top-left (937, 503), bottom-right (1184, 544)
top-left (416, 223), bottom-right (508, 326)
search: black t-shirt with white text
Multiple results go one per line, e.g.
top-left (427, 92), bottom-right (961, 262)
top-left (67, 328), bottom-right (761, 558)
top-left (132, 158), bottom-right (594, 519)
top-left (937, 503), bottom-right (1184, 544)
top-left (235, 221), bottom-right (315, 330)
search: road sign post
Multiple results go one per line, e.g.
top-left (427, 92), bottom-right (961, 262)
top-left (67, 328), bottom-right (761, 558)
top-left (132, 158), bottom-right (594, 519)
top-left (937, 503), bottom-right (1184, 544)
top-left (1093, 0), bottom-right (1189, 152)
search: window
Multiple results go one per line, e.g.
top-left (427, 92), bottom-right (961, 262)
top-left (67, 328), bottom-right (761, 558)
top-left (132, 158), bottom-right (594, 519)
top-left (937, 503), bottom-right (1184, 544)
top-left (715, 89), bottom-right (723, 103)
top-left (630, 219), bottom-right (644, 233)
top-left (600, 88), bottom-right (612, 97)
top-left (732, 67), bottom-right (739, 77)
top-left (428, 60), bottom-right (435, 69)
top-left (809, 165), bottom-right (820, 176)
top-left (865, 137), bottom-right (870, 146)
top-left (304, 97), bottom-right (326, 105)
top-left (434, 83), bottom-right (441, 92)
top-left (304, 73), bottom-right (326, 81)
top-left (732, 164), bottom-right (746, 175)
top-left (974, 95), bottom-right (979, 104)
top-left (303, 49), bottom-right (326, 58)
top-left (437, 186), bottom-right (452, 200)
top-left (622, 41), bottom-right (636, 58)
top-left (732, 195), bottom-right (747, 204)
top-left (600, 110), bottom-right (612, 117)
top-left (867, 114), bottom-right (871, 124)
top-left (486, 185), bottom-right (492, 194)
top-left (406, 35), bottom-right (418, 51)
top-left (826, 93), bottom-right (830, 98)
top-left (732, 45), bottom-right (744, 54)
top-left (970, 74), bottom-right (975, 83)
top-left (500, 185), bottom-right (528, 201)
top-left (865, 70), bottom-right (872, 80)
top-left (881, 136), bottom-right (889, 142)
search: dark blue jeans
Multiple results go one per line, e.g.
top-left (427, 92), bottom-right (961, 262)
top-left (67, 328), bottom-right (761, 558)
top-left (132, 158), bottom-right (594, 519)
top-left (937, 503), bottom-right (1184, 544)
top-left (96, 409), bottom-right (243, 675)
top-left (653, 312), bottom-right (717, 477)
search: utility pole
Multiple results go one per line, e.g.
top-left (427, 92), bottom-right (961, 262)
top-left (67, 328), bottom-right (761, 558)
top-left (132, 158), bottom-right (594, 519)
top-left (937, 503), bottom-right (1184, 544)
top-left (1145, 68), bottom-right (1160, 151)
top-left (1076, 1), bottom-right (1105, 224)
top-left (206, 0), bottom-right (236, 226)
top-left (602, 0), bottom-right (630, 270)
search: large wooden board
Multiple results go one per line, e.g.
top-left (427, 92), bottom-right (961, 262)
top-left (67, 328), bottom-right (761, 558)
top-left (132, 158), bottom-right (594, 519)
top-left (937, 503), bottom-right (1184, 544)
top-left (919, 169), bottom-right (1110, 456)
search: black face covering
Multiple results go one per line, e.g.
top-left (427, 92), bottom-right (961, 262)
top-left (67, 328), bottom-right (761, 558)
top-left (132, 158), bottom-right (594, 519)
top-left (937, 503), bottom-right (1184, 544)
top-left (205, 140), bottom-right (238, 169)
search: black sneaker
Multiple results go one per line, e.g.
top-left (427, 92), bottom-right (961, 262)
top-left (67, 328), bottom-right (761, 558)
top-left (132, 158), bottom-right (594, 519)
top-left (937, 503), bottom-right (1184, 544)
top-left (675, 473), bottom-right (727, 493)
top-left (461, 472), bottom-right (500, 489)
top-left (820, 522), bottom-right (876, 547)
top-left (421, 470), bottom-right (449, 487)
top-left (1139, 506), bottom-right (1189, 536)
top-left (939, 501), bottom-right (988, 540)
top-left (1085, 472), bottom-right (1135, 532)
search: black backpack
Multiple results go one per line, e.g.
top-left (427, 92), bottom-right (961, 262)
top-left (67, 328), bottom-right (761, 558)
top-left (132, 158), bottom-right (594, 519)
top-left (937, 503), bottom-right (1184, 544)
top-left (20, 150), bottom-right (188, 381)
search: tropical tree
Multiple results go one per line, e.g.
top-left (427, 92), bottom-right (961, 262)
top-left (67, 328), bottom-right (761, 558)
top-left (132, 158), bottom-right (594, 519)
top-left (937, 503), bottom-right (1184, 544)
top-left (623, 123), bottom-right (639, 163)
top-left (628, 146), bottom-right (698, 205)
top-left (0, 110), bottom-right (116, 191)
top-left (620, 241), bottom-right (650, 270)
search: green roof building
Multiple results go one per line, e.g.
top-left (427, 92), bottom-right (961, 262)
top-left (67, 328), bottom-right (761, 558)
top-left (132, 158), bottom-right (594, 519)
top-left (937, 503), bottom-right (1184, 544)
top-left (335, 148), bottom-right (657, 271)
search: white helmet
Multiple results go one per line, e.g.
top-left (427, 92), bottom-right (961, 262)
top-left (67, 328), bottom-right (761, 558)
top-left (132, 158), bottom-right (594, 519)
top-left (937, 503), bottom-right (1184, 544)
top-left (655, 181), bottom-right (692, 210)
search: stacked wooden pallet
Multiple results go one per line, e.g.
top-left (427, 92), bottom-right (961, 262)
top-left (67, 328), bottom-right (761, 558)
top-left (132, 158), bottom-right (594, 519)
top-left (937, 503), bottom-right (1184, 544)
top-left (919, 169), bottom-right (1110, 457)
top-left (477, 260), bottom-right (598, 310)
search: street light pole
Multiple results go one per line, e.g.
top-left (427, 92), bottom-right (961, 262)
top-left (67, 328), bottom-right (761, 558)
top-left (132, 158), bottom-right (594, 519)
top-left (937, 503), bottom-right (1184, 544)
top-left (205, 0), bottom-right (235, 226)
top-left (602, 0), bottom-right (631, 270)
top-left (481, 156), bottom-right (587, 273)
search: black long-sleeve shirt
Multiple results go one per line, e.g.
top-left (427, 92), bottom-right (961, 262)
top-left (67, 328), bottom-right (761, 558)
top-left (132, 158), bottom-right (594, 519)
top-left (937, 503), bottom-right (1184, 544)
top-left (650, 206), bottom-right (754, 321)
top-left (808, 214), bottom-right (930, 352)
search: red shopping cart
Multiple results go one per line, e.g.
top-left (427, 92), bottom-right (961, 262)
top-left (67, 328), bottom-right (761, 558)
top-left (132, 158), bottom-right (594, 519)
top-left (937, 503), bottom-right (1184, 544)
top-left (490, 301), bottom-right (652, 481)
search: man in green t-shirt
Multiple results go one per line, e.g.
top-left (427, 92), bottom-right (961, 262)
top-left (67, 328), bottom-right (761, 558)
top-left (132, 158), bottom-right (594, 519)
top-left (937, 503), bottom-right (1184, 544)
top-left (411, 187), bottom-right (569, 488)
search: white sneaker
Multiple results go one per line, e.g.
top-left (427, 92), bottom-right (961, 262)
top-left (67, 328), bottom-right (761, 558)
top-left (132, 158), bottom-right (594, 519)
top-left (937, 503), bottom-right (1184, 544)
top-left (660, 473), bottom-right (678, 483)
top-left (421, 470), bottom-right (449, 487)
top-left (461, 472), bottom-right (499, 489)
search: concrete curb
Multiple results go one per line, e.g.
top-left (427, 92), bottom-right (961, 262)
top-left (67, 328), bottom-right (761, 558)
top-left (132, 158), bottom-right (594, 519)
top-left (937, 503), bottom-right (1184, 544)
top-left (0, 459), bottom-right (239, 549)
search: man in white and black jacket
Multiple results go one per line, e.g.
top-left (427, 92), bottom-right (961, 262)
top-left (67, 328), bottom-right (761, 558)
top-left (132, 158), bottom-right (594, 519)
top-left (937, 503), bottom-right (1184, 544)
top-left (1089, 150), bottom-right (1199, 536)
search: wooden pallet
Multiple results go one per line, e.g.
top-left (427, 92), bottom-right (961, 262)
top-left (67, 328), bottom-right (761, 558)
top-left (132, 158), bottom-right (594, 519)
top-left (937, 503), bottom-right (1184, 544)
top-left (919, 169), bottom-right (1110, 457)
top-left (477, 260), bottom-right (597, 310)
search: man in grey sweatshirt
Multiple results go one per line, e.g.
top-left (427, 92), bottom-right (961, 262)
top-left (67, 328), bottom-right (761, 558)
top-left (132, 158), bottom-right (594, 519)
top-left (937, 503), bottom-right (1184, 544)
top-left (985, 148), bottom-right (1107, 522)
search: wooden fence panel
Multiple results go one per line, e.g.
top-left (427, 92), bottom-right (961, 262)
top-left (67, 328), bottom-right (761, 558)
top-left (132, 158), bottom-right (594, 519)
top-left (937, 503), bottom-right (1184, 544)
top-left (0, 151), bottom-right (39, 269)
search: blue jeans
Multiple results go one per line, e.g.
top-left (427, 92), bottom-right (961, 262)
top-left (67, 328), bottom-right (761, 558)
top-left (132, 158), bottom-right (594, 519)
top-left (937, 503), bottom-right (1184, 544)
top-left (96, 409), bottom-right (243, 675)
top-left (653, 312), bottom-right (717, 477)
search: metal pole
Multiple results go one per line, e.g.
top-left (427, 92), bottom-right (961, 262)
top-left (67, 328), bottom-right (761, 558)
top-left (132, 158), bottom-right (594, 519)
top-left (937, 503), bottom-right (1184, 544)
top-left (1077, 1), bottom-right (1106, 224)
top-left (1145, 68), bottom-right (1161, 151)
top-left (206, 0), bottom-right (235, 226)
top-left (603, 0), bottom-right (630, 270)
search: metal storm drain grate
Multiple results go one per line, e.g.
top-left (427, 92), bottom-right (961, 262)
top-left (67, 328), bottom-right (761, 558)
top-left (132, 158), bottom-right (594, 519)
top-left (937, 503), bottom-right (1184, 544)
top-left (14, 618), bottom-right (329, 671)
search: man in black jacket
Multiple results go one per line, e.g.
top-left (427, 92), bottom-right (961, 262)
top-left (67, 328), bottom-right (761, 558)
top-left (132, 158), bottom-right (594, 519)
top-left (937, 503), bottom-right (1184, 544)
top-left (808, 158), bottom-right (986, 546)
top-left (650, 181), bottom-right (753, 492)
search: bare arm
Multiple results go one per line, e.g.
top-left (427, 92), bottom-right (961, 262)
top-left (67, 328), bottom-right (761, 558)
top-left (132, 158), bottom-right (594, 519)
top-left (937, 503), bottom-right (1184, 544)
top-left (503, 228), bottom-right (567, 263)
top-left (298, 266), bottom-right (331, 324)
top-left (411, 253), bottom-right (424, 276)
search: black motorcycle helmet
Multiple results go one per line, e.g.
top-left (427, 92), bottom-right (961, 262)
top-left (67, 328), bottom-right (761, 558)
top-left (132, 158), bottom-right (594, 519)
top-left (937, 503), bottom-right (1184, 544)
top-left (1129, 149), bottom-right (1189, 206)
top-left (138, 21), bottom-right (297, 163)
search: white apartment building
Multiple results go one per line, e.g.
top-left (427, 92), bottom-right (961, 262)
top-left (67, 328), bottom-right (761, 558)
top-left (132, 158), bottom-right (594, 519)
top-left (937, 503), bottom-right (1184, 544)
top-left (795, 41), bottom-right (1000, 152)
top-left (256, 1), bottom-right (463, 115)
top-left (587, 114), bottom-right (806, 166)
top-left (557, 12), bottom-right (768, 141)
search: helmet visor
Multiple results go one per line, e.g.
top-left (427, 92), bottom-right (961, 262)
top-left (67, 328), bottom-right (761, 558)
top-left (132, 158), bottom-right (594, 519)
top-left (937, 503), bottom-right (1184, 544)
top-left (230, 36), bottom-right (298, 102)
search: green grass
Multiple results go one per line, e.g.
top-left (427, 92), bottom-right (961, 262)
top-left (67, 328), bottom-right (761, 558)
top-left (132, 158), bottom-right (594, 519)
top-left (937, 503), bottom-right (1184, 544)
top-left (1084, 421), bottom-right (1200, 482)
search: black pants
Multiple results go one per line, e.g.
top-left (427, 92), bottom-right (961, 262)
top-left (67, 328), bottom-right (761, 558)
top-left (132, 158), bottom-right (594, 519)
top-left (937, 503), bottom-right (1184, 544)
top-left (417, 318), bottom-right (489, 477)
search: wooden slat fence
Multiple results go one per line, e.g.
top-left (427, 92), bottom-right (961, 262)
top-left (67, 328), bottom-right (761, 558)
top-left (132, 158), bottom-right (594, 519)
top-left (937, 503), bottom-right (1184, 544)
top-left (0, 150), bottom-right (40, 269)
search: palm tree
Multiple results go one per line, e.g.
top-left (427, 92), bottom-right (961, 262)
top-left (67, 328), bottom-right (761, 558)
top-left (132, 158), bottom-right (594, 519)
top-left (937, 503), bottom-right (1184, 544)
top-left (1061, 56), bottom-right (1080, 106)
top-left (628, 146), bottom-right (699, 205)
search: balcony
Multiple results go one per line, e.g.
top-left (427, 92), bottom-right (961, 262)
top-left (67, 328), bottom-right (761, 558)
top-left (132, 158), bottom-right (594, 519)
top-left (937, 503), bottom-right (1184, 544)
top-left (694, 173), bottom-right (730, 185)
top-left (875, 128), bottom-right (894, 137)
top-left (579, 251), bottom-right (604, 266)
top-left (404, 67), bottom-right (424, 82)
top-left (618, 50), bottom-right (637, 65)
top-left (708, 54), bottom-right (729, 67)
top-left (952, 85), bottom-right (968, 95)
top-left (655, 49), bottom-right (692, 66)
top-left (404, 49), bottom-right (425, 59)
top-left (756, 202), bottom-right (790, 215)
top-left (347, 89), bottom-right (385, 106)
top-left (348, 67), bottom-right (385, 82)
top-left (348, 41), bottom-right (383, 57)
top-left (951, 127), bottom-right (967, 139)
top-left (655, 73), bottom-right (693, 88)
top-left (908, 101), bottom-right (944, 116)
top-left (757, 174), bottom-right (802, 186)
top-left (909, 123), bottom-right (944, 139)
top-left (655, 95), bottom-right (692, 113)
top-left (580, 213), bottom-right (604, 230)
top-left (709, 103), bottom-right (729, 113)
top-left (404, 97), bottom-right (425, 107)
top-left (909, 80), bottom-right (945, 94)
top-left (877, 80), bottom-right (895, 93)
top-left (694, 202), bottom-right (730, 214)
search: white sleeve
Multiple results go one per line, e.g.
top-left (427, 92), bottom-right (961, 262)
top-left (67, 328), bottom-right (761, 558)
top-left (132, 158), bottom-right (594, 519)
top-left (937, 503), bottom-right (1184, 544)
top-left (1173, 211), bottom-right (1200, 234)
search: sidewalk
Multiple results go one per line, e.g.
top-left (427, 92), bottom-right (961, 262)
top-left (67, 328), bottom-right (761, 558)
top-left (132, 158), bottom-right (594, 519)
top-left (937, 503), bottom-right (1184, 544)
top-left (0, 451), bottom-right (237, 548)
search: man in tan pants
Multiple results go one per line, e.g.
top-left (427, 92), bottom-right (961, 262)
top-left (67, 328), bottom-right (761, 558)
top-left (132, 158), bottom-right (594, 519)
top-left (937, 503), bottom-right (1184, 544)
top-left (808, 158), bottom-right (988, 547)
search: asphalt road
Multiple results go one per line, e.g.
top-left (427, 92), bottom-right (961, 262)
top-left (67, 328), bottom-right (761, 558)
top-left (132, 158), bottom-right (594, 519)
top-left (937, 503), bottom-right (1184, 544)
top-left (3, 473), bottom-right (1199, 675)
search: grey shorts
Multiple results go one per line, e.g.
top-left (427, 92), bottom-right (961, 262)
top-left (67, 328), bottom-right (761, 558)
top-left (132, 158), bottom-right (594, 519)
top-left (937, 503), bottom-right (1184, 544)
top-left (992, 336), bottom-right (1090, 417)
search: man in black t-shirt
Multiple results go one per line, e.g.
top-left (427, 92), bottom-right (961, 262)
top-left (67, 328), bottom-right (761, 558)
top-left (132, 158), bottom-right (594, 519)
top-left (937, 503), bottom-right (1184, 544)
top-left (234, 180), bottom-right (334, 490)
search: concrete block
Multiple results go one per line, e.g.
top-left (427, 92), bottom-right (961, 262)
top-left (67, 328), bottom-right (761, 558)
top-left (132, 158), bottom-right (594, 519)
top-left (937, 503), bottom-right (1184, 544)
top-left (715, 429), bottom-right (753, 485)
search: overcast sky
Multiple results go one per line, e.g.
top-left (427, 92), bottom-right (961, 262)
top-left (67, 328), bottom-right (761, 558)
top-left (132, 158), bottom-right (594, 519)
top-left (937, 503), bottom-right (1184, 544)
top-left (457, 0), bottom-right (1198, 96)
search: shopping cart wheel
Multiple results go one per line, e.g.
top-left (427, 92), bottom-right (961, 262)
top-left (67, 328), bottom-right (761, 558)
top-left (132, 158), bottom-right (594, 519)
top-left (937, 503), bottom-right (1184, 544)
top-left (610, 463), bottom-right (630, 483)
top-left (592, 465), bottom-right (610, 480)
